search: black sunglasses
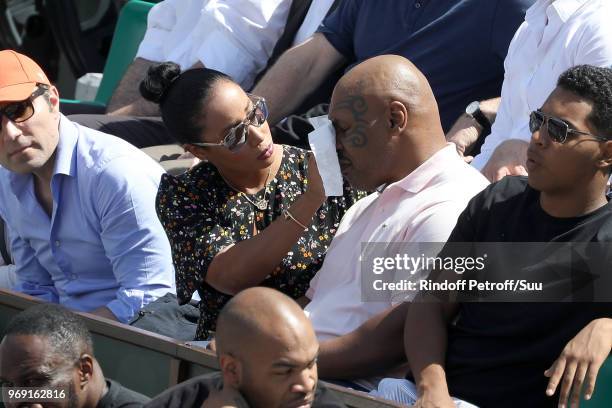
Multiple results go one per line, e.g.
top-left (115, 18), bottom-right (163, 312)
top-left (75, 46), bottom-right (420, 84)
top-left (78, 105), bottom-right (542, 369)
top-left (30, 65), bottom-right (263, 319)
top-left (529, 109), bottom-right (609, 144)
top-left (0, 85), bottom-right (48, 128)
top-left (191, 94), bottom-right (269, 152)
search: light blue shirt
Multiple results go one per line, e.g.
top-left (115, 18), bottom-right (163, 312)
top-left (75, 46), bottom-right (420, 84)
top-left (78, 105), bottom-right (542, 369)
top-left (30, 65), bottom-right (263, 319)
top-left (0, 116), bottom-right (175, 323)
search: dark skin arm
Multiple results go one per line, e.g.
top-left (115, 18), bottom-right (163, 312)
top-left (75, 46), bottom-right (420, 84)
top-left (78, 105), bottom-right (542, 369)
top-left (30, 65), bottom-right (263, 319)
top-left (252, 33), bottom-right (346, 125)
top-left (317, 302), bottom-right (410, 379)
top-left (205, 156), bottom-right (325, 295)
top-left (404, 294), bottom-right (459, 408)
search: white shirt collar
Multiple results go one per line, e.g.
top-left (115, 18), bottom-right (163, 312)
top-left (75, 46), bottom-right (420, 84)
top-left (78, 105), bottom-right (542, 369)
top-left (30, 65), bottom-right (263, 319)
top-left (551, 0), bottom-right (589, 22)
top-left (526, 0), bottom-right (588, 23)
top-left (525, 0), bottom-right (589, 23)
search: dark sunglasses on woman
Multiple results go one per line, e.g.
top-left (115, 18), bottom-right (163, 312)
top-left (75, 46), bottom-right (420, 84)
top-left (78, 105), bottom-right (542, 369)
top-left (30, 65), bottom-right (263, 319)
top-left (191, 94), bottom-right (269, 152)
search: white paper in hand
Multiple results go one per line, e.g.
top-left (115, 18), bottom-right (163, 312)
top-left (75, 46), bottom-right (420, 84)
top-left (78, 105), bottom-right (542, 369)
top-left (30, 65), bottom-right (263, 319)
top-left (308, 115), bottom-right (343, 196)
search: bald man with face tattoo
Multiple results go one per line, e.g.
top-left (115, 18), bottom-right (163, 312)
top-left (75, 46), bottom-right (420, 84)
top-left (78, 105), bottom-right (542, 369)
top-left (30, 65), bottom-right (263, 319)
top-left (299, 55), bottom-right (489, 390)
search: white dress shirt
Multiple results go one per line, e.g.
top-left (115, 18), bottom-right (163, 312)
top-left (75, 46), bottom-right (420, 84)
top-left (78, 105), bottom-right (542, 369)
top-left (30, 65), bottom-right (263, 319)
top-left (471, 0), bottom-right (612, 170)
top-left (136, 0), bottom-right (291, 90)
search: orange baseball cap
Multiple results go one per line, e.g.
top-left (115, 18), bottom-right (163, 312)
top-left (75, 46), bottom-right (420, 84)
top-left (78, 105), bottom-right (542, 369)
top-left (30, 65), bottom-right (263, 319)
top-left (0, 50), bottom-right (51, 103)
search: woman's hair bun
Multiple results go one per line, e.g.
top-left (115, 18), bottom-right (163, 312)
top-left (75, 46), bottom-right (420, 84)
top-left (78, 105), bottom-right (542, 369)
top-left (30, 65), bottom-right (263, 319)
top-left (139, 62), bottom-right (182, 104)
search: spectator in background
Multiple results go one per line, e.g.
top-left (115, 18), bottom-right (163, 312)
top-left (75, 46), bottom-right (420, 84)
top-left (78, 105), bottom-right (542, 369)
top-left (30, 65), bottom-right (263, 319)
top-left (110, 0), bottom-right (293, 116)
top-left (300, 55), bottom-right (489, 391)
top-left (69, 0), bottom-right (337, 148)
top-left (0, 50), bottom-right (175, 323)
top-left (253, 0), bottom-right (535, 147)
top-left (145, 287), bottom-right (346, 408)
top-left (448, 0), bottom-right (612, 181)
top-left (0, 304), bottom-right (149, 408)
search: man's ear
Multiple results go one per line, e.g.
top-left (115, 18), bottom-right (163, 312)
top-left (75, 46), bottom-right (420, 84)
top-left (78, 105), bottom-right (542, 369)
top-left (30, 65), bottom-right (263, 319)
top-left (388, 101), bottom-right (408, 135)
top-left (218, 353), bottom-right (242, 388)
top-left (48, 86), bottom-right (60, 112)
top-left (597, 140), bottom-right (612, 172)
top-left (78, 354), bottom-right (95, 388)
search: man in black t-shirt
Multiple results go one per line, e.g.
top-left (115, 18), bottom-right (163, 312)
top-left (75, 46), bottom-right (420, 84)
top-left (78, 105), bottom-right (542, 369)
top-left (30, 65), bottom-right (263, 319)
top-left (145, 287), bottom-right (347, 408)
top-left (402, 65), bottom-right (612, 408)
top-left (0, 304), bottom-right (149, 408)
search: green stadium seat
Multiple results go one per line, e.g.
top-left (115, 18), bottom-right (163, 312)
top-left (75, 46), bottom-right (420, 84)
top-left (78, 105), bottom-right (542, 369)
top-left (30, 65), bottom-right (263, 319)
top-left (61, 0), bottom-right (154, 109)
top-left (582, 356), bottom-right (612, 407)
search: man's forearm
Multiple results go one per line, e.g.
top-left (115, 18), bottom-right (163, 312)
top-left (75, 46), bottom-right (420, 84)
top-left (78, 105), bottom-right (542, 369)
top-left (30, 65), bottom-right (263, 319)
top-left (106, 57), bottom-right (160, 116)
top-left (252, 33), bottom-right (345, 125)
top-left (404, 301), bottom-right (454, 393)
top-left (445, 97), bottom-right (501, 157)
top-left (317, 303), bottom-right (410, 379)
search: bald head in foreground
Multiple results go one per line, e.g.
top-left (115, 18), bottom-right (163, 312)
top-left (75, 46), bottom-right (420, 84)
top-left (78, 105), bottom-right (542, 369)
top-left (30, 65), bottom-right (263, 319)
top-left (145, 287), bottom-right (346, 408)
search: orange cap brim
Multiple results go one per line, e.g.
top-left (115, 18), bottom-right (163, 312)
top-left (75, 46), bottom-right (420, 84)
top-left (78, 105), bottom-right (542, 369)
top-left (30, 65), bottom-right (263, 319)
top-left (0, 82), bottom-right (39, 103)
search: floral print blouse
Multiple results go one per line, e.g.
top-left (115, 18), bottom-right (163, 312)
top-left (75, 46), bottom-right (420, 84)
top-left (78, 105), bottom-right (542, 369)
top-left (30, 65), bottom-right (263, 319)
top-left (156, 145), bottom-right (364, 340)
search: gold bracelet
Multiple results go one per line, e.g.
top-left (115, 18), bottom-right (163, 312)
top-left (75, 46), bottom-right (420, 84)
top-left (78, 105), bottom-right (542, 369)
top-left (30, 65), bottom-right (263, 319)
top-left (283, 209), bottom-right (308, 230)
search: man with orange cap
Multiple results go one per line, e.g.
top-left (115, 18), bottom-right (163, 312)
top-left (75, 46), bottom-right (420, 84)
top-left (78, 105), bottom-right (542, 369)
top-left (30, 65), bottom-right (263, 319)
top-left (0, 50), bottom-right (175, 323)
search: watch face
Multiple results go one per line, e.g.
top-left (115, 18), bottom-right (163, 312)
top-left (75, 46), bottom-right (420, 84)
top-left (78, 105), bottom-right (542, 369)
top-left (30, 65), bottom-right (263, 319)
top-left (466, 101), bottom-right (480, 116)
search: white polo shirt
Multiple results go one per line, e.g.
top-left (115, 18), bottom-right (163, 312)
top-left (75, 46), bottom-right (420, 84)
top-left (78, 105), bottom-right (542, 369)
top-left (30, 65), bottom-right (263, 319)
top-left (304, 144), bottom-right (489, 342)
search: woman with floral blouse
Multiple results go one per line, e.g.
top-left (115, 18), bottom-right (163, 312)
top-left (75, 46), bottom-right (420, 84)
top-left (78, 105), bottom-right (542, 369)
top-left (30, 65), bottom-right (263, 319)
top-left (140, 62), bottom-right (362, 340)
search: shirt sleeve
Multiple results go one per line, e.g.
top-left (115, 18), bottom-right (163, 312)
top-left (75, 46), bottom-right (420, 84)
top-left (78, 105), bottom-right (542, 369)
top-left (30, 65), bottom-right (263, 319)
top-left (472, 0), bottom-right (532, 170)
top-left (155, 172), bottom-right (236, 306)
top-left (471, 70), bottom-right (519, 170)
top-left (135, 0), bottom-right (179, 62)
top-left (9, 227), bottom-right (59, 303)
top-left (95, 157), bottom-right (176, 323)
top-left (316, 0), bottom-right (361, 60)
top-left (573, 12), bottom-right (612, 68)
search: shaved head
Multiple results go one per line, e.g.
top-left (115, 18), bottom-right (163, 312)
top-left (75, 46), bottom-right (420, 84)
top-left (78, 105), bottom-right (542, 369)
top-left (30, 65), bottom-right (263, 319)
top-left (216, 287), bottom-right (315, 354)
top-left (214, 287), bottom-right (319, 408)
top-left (330, 55), bottom-right (447, 190)
top-left (335, 55), bottom-right (438, 116)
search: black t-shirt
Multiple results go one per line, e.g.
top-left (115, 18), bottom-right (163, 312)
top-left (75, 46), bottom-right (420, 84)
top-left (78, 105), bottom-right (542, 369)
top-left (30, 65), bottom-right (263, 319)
top-left (97, 379), bottom-right (150, 408)
top-left (442, 176), bottom-right (612, 408)
top-left (144, 372), bottom-right (348, 408)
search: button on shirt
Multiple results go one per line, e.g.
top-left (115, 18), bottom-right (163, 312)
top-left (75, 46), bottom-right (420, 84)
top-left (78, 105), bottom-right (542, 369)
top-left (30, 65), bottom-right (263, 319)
top-left (136, 0), bottom-right (291, 90)
top-left (472, 0), bottom-right (612, 169)
top-left (0, 116), bottom-right (175, 323)
top-left (304, 145), bottom-right (490, 343)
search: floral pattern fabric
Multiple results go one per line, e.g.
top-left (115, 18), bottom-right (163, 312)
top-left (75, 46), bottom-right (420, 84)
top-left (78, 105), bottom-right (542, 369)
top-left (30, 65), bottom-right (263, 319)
top-left (156, 145), bottom-right (364, 340)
